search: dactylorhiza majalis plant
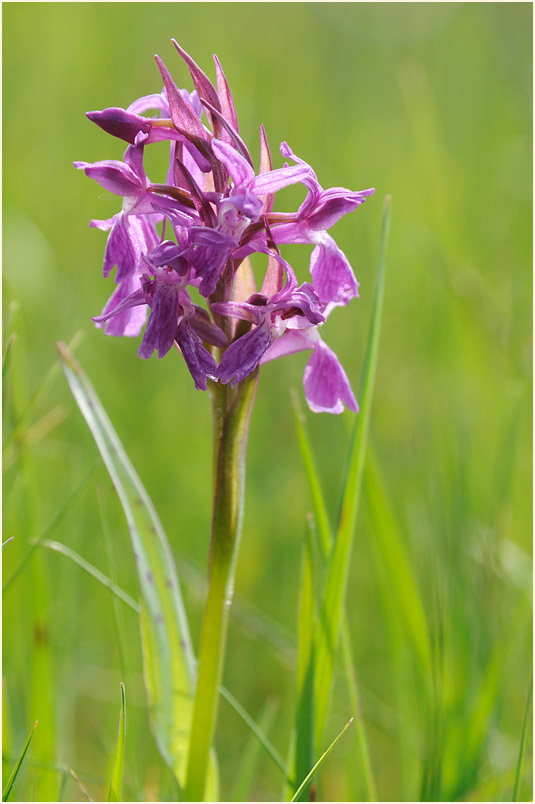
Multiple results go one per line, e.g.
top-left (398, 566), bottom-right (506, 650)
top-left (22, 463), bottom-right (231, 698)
top-left (75, 40), bottom-right (374, 801)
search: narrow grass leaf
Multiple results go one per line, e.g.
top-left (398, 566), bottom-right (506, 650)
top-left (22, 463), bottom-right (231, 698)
top-left (2, 679), bottom-right (10, 776)
top-left (34, 539), bottom-right (140, 613)
top-left (340, 619), bottom-right (377, 801)
top-left (2, 720), bottom-right (38, 801)
top-left (512, 672), bottom-right (532, 801)
top-left (2, 304), bottom-right (18, 411)
top-left (364, 449), bottom-right (432, 676)
top-left (57, 769), bottom-right (69, 802)
top-left (98, 487), bottom-right (143, 801)
top-left (175, 549), bottom-right (296, 660)
top-left (293, 520), bottom-right (317, 800)
top-left (219, 686), bottom-right (289, 780)
top-left (33, 519), bottom-right (283, 786)
top-left (314, 197), bottom-right (391, 746)
top-left (1, 756), bottom-right (101, 787)
top-left (292, 392), bottom-right (331, 556)
top-left (5, 316), bottom-right (57, 802)
top-left (70, 769), bottom-right (93, 801)
top-left (292, 397), bottom-right (377, 802)
top-left (2, 301), bottom-right (19, 346)
top-left (15, 405), bottom-right (67, 448)
top-left (2, 537), bottom-right (14, 548)
top-left (3, 331), bottom-right (83, 453)
top-left (230, 699), bottom-right (279, 802)
top-left (57, 343), bottom-right (196, 790)
top-left (2, 334), bottom-right (16, 382)
top-left (463, 641), bottom-right (505, 773)
top-left (291, 227), bottom-right (384, 798)
top-left (297, 519), bottom-right (316, 699)
top-left (290, 718), bottom-right (354, 803)
top-left (107, 683), bottom-right (126, 802)
top-left (3, 460), bottom-right (100, 595)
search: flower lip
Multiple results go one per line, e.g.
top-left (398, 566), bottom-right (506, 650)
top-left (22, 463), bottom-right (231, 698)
top-left (303, 339), bottom-right (359, 414)
top-left (73, 159), bottom-right (142, 197)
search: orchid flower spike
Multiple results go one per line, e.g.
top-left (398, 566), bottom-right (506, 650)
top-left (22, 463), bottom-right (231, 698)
top-left (76, 42), bottom-right (374, 412)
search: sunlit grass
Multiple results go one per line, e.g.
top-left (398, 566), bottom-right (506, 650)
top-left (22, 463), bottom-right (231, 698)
top-left (3, 3), bottom-right (531, 801)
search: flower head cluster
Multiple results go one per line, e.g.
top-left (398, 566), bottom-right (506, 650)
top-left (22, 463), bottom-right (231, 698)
top-left (76, 41), bottom-right (373, 413)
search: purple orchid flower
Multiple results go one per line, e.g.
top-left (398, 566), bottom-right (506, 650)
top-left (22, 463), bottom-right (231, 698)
top-left (185, 139), bottom-right (311, 298)
top-left (93, 240), bottom-right (226, 389)
top-left (75, 132), bottom-right (195, 283)
top-left (77, 41), bottom-right (373, 413)
top-left (94, 270), bottom-right (148, 339)
top-left (211, 139), bottom-right (311, 222)
top-left (87, 80), bottom-right (212, 175)
top-left (235, 143), bottom-right (374, 307)
top-left (214, 248), bottom-right (357, 413)
top-left (214, 254), bottom-right (324, 386)
top-left (271, 142), bottom-right (374, 306)
top-left (260, 328), bottom-right (358, 415)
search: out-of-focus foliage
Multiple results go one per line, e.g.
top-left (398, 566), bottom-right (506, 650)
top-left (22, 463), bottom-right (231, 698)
top-left (3, 3), bottom-right (531, 801)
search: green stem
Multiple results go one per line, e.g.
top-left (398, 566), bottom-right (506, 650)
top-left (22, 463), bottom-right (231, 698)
top-left (184, 372), bottom-right (258, 802)
top-left (341, 618), bottom-right (377, 801)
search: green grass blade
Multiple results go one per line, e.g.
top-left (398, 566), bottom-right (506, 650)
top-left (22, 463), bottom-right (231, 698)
top-left (33, 522), bottom-right (285, 785)
top-left (57, 769), bottom-right (69, 802)
top-left (292, 393), bottom-right (331, 557)
top-left (2, 720), bottom-right (38, 801)
top-left (1, 755), bottom-right (101, 786)
top-left (2, 301), bottom-right (19, 347)
top-left (363, 449), bottom-right (432, 676)
top-left (57, 342), bottom-right (196, 789)
top-left (340, 619), bottom-right (377, 801)
top-left (230, 699), bottom-right (279, 802)
top-left (290, 718), bottom-right (353, 803)
top-left (3, 331), bottom-right (83, 453)
top-left (297, 519), bottom-right (316, 699)
top-left (2, 300), bottom-right (18, 411)
top-left (293, 520), bottom-right (317, 800)
top-left (70, 768), bottom-right (93, 801)
top-left (3, 460), bottom-right (100, 595)
top-left (314, 197), bottom-right (391, 746)
top-left (107, 683), bottom-right (126, 802)
top-left (97, 487), bottom-right (143, 801)
top-left (175, 549), bottom-right (296, 661)
top-left (34, 539), bottom-right (140, 613)
top-left (2, 679), bottom-right (10, 781)
top-left (219, 685), bottom-right (289, 780)
top-left (2, 334), bottom-right (17, 382)
top-left (291, 220), bottom-right (386, 797)
top-left (512, 673), bottom-right (532, 801)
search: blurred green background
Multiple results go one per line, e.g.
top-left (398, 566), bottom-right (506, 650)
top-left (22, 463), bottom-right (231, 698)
top-left (3, 3), bottom-right (532, 801)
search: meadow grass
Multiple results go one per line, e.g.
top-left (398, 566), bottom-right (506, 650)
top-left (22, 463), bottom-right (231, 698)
top-left (3, 3), bottom-right (532, 801)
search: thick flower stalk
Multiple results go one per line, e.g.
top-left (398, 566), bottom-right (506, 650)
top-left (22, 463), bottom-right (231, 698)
top-left (76, 40), bottom-right (373, 800)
